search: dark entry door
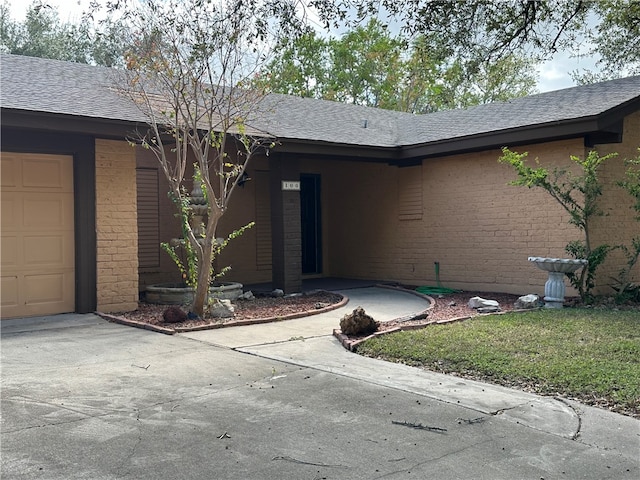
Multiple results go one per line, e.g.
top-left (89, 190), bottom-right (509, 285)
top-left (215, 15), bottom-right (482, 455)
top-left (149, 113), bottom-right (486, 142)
top-left (300, 174), bottom-right (322, 274)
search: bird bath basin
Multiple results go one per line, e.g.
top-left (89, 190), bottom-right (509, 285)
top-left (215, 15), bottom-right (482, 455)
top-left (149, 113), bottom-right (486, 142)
top-left (528, 257), bottom-right (588, 308)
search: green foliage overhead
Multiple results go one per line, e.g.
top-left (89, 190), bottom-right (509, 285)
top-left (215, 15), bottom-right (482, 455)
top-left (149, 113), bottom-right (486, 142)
top-left (0, 0), bottom-right (126, 66)
top-left (116, 0), bottom-right (285, 318)
top-left (256, 19), bottom-right (538, 113)
top-left (312, 0), bottom-right (640, 78)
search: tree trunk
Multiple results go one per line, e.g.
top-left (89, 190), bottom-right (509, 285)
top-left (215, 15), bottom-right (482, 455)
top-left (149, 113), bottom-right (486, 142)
top-left (190, 248), bottom-right (211, 317)
top-left (190, 211), bottom-right (222, 317)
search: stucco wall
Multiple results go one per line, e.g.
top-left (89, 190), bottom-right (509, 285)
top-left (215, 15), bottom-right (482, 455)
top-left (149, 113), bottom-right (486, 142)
top-left (95, 139), bottom-right (139, 312)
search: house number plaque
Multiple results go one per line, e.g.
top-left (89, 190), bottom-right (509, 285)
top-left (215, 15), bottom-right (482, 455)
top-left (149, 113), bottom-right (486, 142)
top-left (282, 181), bottom-right (301, 191)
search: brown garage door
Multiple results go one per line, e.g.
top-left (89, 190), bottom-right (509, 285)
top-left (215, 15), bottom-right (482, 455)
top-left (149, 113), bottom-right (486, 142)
top-left (1, 153), bottom-right (75, 319)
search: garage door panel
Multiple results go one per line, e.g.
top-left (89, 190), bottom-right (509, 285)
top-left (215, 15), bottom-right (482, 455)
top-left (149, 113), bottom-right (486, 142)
top-left (0, 153), bottom-right (75, 319)
top-left (1, 276), bottom-right (19, 308)
top-left (0, 235), bottom-right (20, 267)
top-left (23, 235), bottom-right (70, 267)
top-left (1, 194), bottom-right (18, 228)
top-left (0, 155), bottom-right (18, 188)
top-left (23, 195), bottom-right (74, 229)
top-left (24, 273), bottom-right (67, 304)
top-left (22, 155), bottom-right (73, 190)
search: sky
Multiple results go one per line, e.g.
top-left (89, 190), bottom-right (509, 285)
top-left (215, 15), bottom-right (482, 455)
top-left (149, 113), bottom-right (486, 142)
top-left (6, 0), bottom-right (602, 93)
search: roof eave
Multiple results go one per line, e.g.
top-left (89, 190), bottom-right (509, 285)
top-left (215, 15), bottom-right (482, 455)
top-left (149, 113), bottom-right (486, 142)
top-left (1, 108), bottom-right (143, 139)
top-left (271, 137), bottom-right (399, 162)
top-left (398, 116), bottom-right (621, 162)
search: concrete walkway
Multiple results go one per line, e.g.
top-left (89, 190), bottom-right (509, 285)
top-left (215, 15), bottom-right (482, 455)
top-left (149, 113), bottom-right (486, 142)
top-left (182, 287), bottom-right (639, 446)
top-left (2, 287), bottom-right (638, 479)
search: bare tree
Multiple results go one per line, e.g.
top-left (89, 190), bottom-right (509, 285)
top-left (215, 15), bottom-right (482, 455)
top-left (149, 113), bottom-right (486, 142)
top-left (114, 0), bottom-right (288, 317)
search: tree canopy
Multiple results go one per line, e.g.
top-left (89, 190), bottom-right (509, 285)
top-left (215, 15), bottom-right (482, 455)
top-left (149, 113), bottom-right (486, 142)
top-left (0, 0), bottom-right (126, 66)
top-left (310, 0), bottom-right (640, 77)
top-left (256, 19), bottom-right (538, 112)
top-left (115, 0), bottom-right (290, 317)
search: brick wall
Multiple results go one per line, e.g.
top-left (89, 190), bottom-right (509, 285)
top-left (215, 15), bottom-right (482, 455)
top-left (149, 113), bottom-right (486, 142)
top-left (593, 110), bottom-right (640, 288)
top-left (95, 139), bottom-right (139, 312)
top-left (314, 132), bottom-right (639, 296)
top-left (135, 112), bottom-right (639, 296)
top-left (316, 139), bottom-right (587, 295)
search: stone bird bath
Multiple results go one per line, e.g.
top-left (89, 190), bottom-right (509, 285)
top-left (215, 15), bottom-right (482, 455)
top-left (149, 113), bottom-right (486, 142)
top-left (528, 257), bottom-right (588, 308)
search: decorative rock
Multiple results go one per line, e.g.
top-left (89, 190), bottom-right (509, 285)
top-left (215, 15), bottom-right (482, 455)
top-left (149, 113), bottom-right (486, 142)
top-left (238, 291), bottom-right (255, 300)
top-left (208, 299), bottom-right (235, 318)
top-left (514, 294), bottom-right (540, 309)
top-left (339, 306), bottom-right (379, 336)
top-left (271, 289), bottom-right (285, 298)
top-left (162, 306), bottom-right (187, 323)
top-left (468, 296), bottom-right (500, 309)
top-left (314, 302), bottom-right (329, 309)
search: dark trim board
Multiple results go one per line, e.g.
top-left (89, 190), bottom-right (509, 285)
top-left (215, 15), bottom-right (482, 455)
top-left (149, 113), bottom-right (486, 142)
top-left (1, 128), bottom-right (97, 313)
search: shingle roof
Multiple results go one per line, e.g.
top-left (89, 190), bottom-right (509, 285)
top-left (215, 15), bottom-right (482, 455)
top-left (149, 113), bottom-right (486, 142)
top-left (1, 53), bottom-right (143, 123)
top-left (397, 78), bottom-right (640, 146)
top-left (2, 53), bottom-right (640, 150)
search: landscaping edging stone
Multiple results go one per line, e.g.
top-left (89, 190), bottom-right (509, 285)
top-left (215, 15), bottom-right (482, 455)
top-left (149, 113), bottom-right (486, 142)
top-left (334, 285), bottom-right (536, 352)
top-left (333, 314), bottom-right (473, 352)
top-left (97, 291), bottom-right (348, 334)
top-left (97, 312), bottom-right (177, 335)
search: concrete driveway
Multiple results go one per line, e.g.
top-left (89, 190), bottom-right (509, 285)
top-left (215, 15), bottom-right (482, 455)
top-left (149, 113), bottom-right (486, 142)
top-left (2, 288), bottom-right (639, 479)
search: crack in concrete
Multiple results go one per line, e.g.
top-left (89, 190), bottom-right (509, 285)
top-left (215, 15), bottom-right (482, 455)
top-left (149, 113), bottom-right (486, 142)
top-left (114, 408), bottom-right (143, 478)
top-left (1, 396), bottom-right (119, 434)
top-left (371, 439), bottom-right (491, 479)
top-left (489, 404), bottom-right (522, 416)
top-left (553, 397), bottom-right (582, 440)
top-left (271, 455), bottom-right (347, 468)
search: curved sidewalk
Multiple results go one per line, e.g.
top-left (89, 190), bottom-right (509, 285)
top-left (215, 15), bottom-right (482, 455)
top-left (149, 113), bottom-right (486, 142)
top-left (180, 287), bottom-right (638, 455)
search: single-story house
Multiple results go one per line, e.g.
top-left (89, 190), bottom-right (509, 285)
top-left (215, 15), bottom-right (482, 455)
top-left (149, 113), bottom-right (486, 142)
top-left (1, 53), bottom-right (639, 319)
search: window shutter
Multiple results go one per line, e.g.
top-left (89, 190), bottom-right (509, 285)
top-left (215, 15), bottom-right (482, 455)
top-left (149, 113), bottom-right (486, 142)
top-left (136, 168), bottom-right (160, 269)
top-left (398, 165), bottom-right (423, 221)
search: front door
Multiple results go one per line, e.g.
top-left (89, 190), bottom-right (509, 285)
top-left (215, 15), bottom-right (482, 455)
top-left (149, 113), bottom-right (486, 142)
top-left (300, 174), bottom-right (322, 274)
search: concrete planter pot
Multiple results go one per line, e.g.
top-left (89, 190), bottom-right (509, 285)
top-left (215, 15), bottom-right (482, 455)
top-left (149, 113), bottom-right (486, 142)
top-left (145, 282), bottom-right (243, 305)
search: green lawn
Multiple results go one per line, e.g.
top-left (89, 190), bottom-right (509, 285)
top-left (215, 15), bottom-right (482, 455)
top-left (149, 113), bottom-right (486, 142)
top-left (357, 309), bottom-right (640, 417)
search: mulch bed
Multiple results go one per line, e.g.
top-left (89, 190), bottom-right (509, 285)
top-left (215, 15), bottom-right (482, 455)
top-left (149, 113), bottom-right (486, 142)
top-left (99, 286), bottom-right (525, 337)
top-left (98, 290), bottom-right (347, 334)
top-left (334, 290), bottom-right (523, 351)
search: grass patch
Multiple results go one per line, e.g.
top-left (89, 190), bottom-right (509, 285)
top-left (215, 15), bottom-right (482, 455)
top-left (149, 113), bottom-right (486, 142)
top-left (357, 309), bottom-right (640, 417)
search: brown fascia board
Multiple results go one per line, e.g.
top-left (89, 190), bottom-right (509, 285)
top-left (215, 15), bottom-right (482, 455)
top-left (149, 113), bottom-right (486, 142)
top-left (1, 109), bottom-right (144, 140)
top-left (397, 98), bottom-right (640, 162)
top-left (271, 138), bottom-right (400, 162)
top-left (397, 117), bottom-right (607, 161)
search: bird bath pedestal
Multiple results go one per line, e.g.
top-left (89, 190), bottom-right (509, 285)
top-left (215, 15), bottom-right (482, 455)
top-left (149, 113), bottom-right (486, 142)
top-left (528, 257), bottom-right (588, 308)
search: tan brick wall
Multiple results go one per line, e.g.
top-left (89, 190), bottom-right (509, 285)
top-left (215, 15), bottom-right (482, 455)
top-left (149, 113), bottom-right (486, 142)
top-left (313, 130), bottom-right (639, 296)
top-left (315, 140), bottom-right (587, 295)
top-left (137, 111), bottom-right (640, 296)
top-left (593, 110), bottom-right (640, 289)
top-left (96, 139), bottom-right (139, 312)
